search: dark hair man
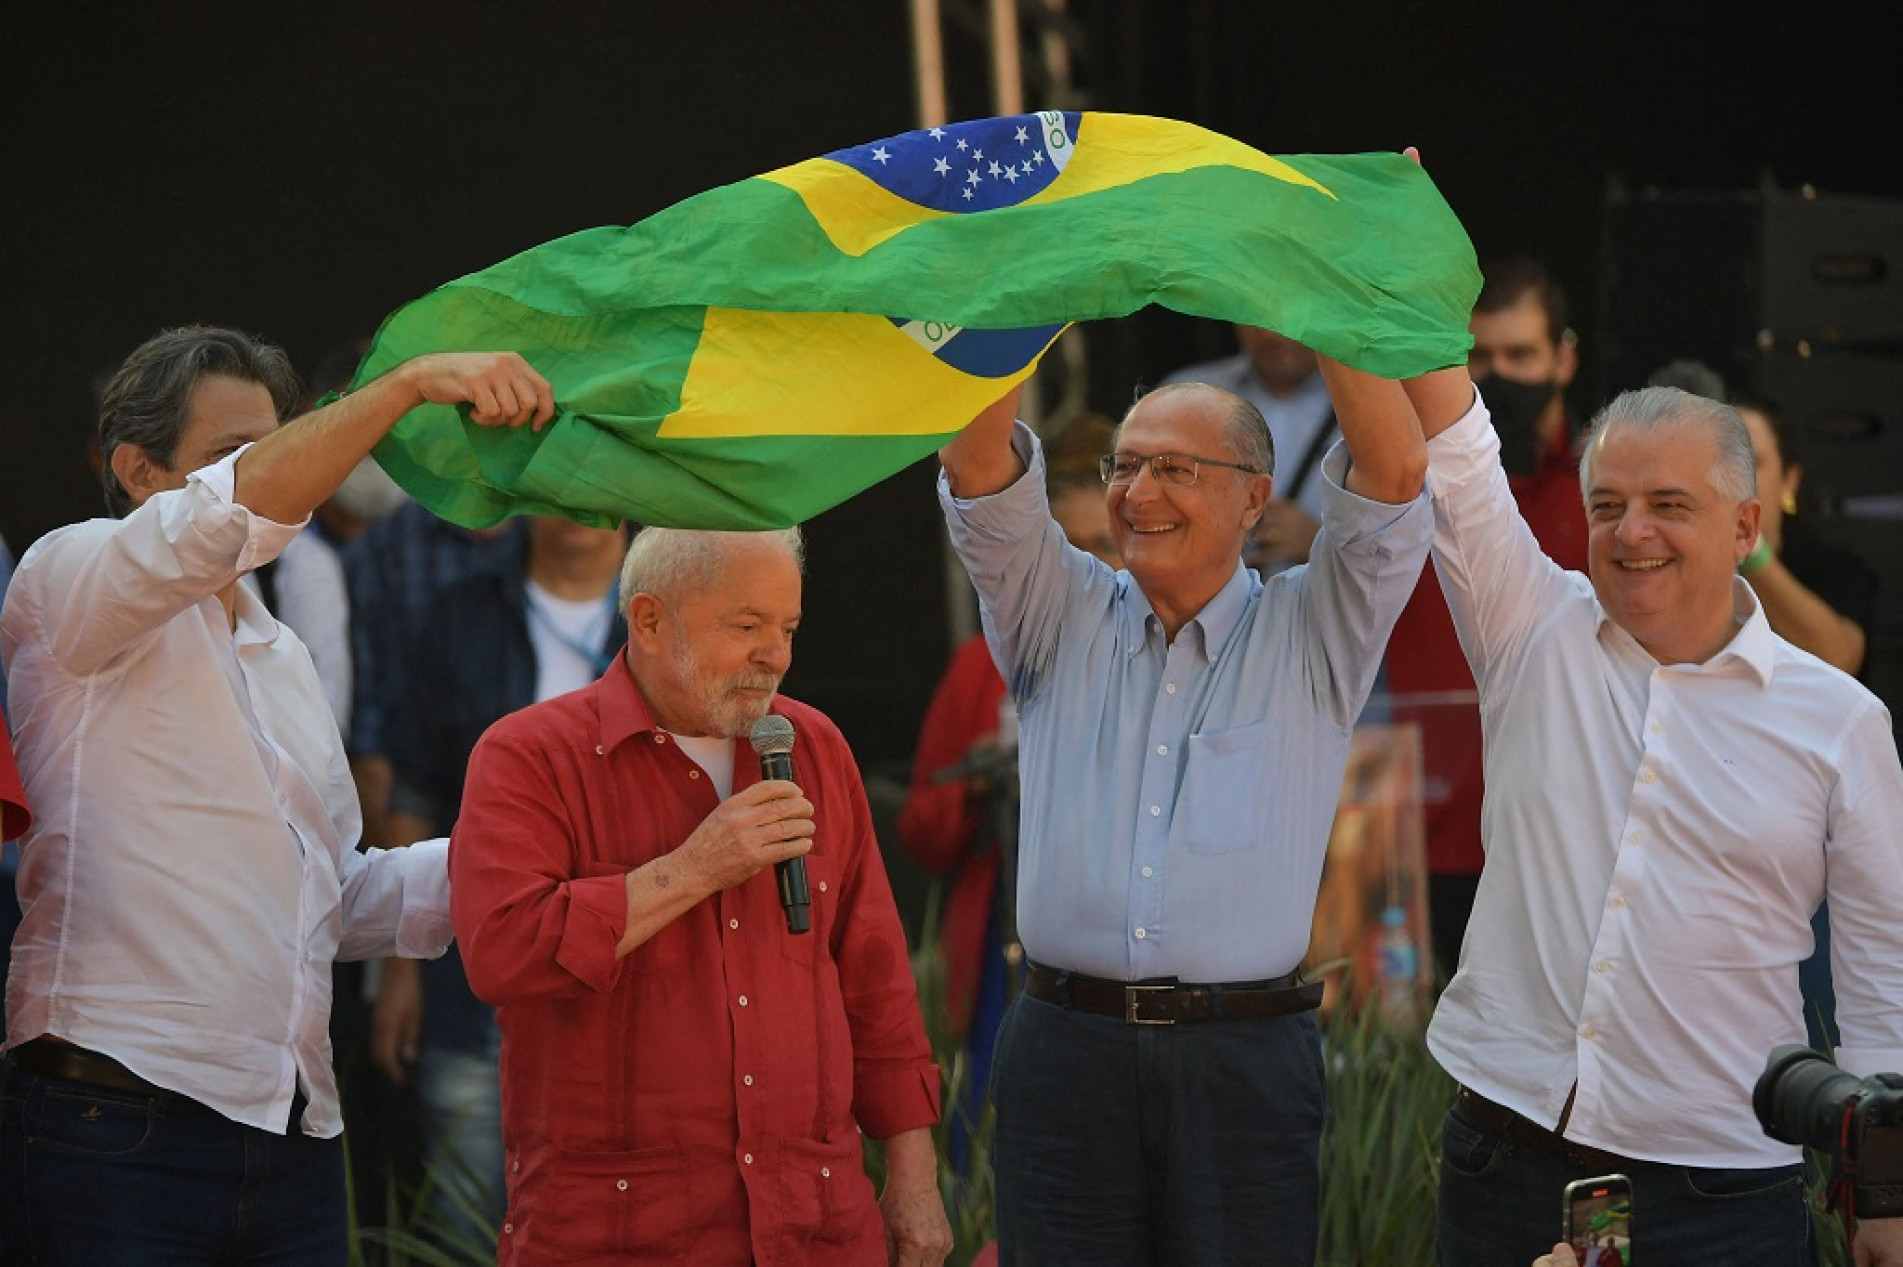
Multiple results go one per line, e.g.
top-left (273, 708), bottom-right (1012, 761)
top-left (0, 325), bottom-right (552, 1262)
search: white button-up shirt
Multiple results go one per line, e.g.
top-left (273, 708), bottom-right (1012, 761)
top-left (1423, 400), bottom-right (1903, 1168)
top-left (1, 450), bottom-right (453, 1137)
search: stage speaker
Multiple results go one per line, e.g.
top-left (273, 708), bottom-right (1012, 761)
top-left (1598, 173), bottom-right (1903, 398)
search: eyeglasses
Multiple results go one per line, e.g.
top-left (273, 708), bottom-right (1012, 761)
top-left (1099, 450), bottom-right (1260, 487)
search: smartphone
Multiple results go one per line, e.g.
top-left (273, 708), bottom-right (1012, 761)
top-left (1562, 1173), bottom-right (1632, 1265)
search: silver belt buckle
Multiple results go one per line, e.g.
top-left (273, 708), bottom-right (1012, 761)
top-left (1125, 984), bottom-right (1175, 1025)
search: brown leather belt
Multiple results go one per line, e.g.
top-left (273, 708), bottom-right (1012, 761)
top-left (1024, 960), bottom-right (1324, 1025)
top-left (1455, 1085), bottom-right (1636, 1173)
top-left (7, 1038), bottom-right (163, 1096)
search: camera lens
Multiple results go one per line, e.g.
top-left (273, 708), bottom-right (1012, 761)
top-left (1754, 1044), bottom-right (1865, 1149)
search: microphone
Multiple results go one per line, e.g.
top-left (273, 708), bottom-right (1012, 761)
top-left (748, 714), bottom-right (811, 935)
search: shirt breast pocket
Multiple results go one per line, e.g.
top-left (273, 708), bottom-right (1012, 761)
top-left (780, 853), bottom-right (842, 967)
top-left (1180, 721), bottom-right (1274, 856)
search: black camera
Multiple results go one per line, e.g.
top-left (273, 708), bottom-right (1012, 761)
top-left (1754, 1045), bottom-right (1903, 1219)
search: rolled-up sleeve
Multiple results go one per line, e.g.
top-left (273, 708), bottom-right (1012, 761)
top-left (336, 836), bottom-right (455, 961)
top-left (449, 728), bottom-right (631, 1002)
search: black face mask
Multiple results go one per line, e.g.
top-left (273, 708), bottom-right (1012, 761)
top-left (1479, 376), bottom-right (1557, 476)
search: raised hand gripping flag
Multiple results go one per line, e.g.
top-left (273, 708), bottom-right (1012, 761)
top-left (352, 111), bottom-right (1479, 530)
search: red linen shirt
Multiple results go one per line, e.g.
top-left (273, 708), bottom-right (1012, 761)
top-left (449, 658), bottom-right (940, 1266)
top-left (1385, 429), bottom-right (1589, 875)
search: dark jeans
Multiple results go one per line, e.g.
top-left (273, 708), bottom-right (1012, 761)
top-left (0, 1063), bottom-right (346, 1266)
top-left (1436, 1093), bottom-right (1814, 1266)
top-left (992, 990), bottom-right (1324, 1266)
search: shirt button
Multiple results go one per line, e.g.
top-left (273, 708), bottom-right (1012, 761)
top-left (504, 1222), bottom-right (514, 1235)
top-left (744, 1153), bottom-right (754, 1165)
top-left (1628, 831), bottom-right (1642, 844)
top-left (818, 881), bottom-right (828, 893)
top-left (1149, 805), bottom-right (1160, 817)
top-left (616, 1179), bottom-right (628, 1191)
top-left (729, 918), bottom-right (740, 930)
top-left (1611, 894), bottom-right (1628, 909)
top-left (512, 1160), bottom-right (520, 1173)
top-left (1156, 744), bottom-right (1168, 756)
top-left (689, 769), bottom-right (701, 779)
top-left (595, 744), bottom-right (605, 756)
top-left (1594, 960), bottom-right (1610, 973)
top-left (1581, 1024), bottom-right (1598, 1040)
top-left (743, 1074), bottom-right (754, 1086)
top-left (1141, 866), bottom-right (1154, 878)
top-left (738, 995), bottom-right (749, 1007)
top-left (821, 1166), bottom-right (831, 1178)
top-left (1165, 683), bottom-right (1177, 695)
top-left (1641, 770), bottom-right (1656, 784)
top-left (653, 734), bottom-right (666, 744)
top-left (1134, 927), bottom-right (1148, 940)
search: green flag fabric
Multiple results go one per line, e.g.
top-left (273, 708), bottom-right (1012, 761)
top-left (352, 110), bottom-right (1479, 530)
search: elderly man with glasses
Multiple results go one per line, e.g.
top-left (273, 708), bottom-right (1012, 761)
top-left (936, 359), bottom-right (1436, 1264)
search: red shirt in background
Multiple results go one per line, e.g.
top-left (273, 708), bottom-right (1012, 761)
top-left (1, 727), bottom-right (27, 841)
top-left (897, 633), bottom-right (1009, 1031)
top-left (449, 660), bottom-right (939, 1267)
top-left (1385, 427), bottom-right (1589, 877)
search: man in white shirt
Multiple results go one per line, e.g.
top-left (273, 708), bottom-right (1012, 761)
top-left (0, 325), bottom-right (553, 1263)
top-left (1400, 363), bottom-right (1903, 1264)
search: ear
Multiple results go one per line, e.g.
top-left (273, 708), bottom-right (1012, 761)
top-left (626, 593), bottom-right (666, 652)
top-left (1736, 497), bottom-right (1763, 560)
top-left (108, 443), bottom-right (168, 510)
top-left (1241, 471), bottom-right (1273, 528)
top-left (1554, 333), bottom-right (1580, 391)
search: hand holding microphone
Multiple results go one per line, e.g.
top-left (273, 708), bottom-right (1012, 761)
top-left (750, 714), bottom-right (812, 935)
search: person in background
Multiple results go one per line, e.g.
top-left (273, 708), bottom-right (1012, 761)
top-left (899, 411), bottom-right (1118, 1170)
top-left (374, 514), bottom-right (630, 1243)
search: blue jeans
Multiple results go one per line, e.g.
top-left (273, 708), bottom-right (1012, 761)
top-left (991, 991), bottom-right (1324, 1266)
top-left (1436, 1093), bottom-right (1815, 1265)
top-left (0, 1062), bottom-right (345, 1265)
top-left (415, 1039), bottom-right (505, 1247)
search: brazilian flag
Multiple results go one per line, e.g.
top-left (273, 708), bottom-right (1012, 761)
top-left (353, 111), bottom-right (1479, 530)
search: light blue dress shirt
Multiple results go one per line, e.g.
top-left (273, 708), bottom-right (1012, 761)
top-left (939, 422), bottom-right (1432, 984)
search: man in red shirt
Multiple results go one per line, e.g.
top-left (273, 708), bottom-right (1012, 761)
top-left (1384, 257), bottom-right (1590, 977)
top-left (449, 527), bottom-right (949, 1267)
top-left (0, 730), bottom-right (26, 844)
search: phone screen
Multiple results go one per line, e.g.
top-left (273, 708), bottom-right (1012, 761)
top-left (1564, 1175), bottom-right (1632, 1265)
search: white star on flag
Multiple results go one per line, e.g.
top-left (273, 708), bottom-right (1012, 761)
top-left (929, 127), bottom-right (946, 140)
top-left (961, 186), bottom-right (974, 200)
top-left (988, 160), bottom-right (1003, 178)
top-left (1014, 126), bottom-right (1029, 143)
top-left (871, 146), bottom-right (891, 165)
top-left (966, 168), bottom-right (982, 185)
top-left (972, 148), bottom-right (984, 163)
top-left (956, 138), bottom-right (968, 152)
top-left (1004, 167), bottom-right (1021, 183)
top-left (933, 156), bottom-right (951, 176)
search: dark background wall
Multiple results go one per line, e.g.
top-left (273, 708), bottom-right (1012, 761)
top-left (5, 0), bottom-right (1901, 770)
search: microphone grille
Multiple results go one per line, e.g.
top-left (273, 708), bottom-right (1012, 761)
top-left (748, 713), bottom-right (796, 757)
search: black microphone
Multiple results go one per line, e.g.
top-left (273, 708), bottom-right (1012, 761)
top-left (748, 714), bottom-right (811, 935)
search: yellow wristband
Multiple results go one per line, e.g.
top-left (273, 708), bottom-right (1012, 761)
top-left (1739, 538), bottom-right (1774, 576)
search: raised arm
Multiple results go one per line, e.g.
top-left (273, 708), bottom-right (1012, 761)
top-left (233, 352), bottom-right (554, 525)
top-left (1314, 355), bottom-right (1427, 504)
top-left (937, 382), bottom-right (1027, 498)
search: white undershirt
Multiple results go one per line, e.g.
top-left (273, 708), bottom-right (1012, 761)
top-left (670, 733), bottom-right (736, 799)
top-left (524, 581), bottom-right (614, 702)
